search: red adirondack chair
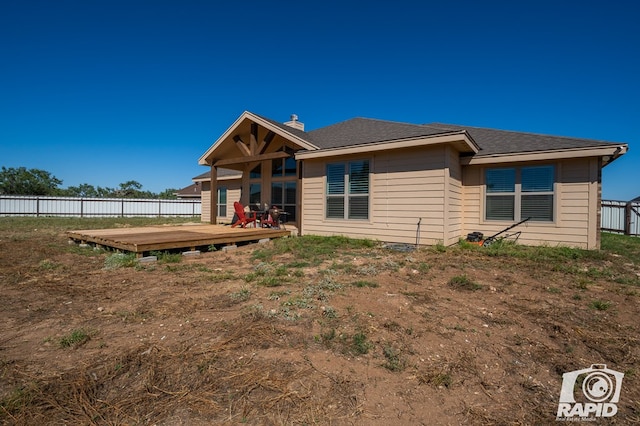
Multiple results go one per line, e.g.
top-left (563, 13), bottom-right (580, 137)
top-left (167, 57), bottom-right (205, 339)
top-left (231, 201), bottom-right (257, 228)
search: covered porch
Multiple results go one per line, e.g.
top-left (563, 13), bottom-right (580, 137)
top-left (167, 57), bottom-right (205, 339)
top-left (198, 112), bottom-right (316, 230)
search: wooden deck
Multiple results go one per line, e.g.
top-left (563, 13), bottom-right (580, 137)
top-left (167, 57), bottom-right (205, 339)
top-left (66, 224), bottom-right (290, 256)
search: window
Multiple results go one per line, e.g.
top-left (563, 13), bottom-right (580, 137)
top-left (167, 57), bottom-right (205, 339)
top-left (485, 165), bottom-right (554, 221)
top-left (272, 157), bottom-right (297, 177)
top-left (326, 160), bottom-right (369, 220)
top-left (249, 183), bottom-right (261, 207)
top-left (271, 181), bottom-right (297, 222)
top-left (217, 187), bottom-right (227, 217)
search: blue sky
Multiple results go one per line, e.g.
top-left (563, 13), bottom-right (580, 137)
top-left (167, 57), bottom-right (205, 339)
top-left (1, 0), bottom-right (638, 199)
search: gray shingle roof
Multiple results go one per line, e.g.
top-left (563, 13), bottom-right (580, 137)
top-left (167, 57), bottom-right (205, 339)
top-left (270, 115), bottom-right (621, 155)
top-left (427, 123), bottom-right (621, 156)
top-left (305, 117), bottom-right (463, 149)
top-left (205, 111), bottom-right (625, 164)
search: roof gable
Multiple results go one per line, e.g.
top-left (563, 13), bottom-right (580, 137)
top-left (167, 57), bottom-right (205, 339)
top-left (198, 111), bottom-right (319, 166)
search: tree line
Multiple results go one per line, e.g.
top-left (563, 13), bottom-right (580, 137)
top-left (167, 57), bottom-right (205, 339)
top-left (0, 167), bottom-right (179, 199)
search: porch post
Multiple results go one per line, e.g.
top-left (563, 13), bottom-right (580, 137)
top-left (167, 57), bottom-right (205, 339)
top-left (210, 165), bottom-right (218, 224)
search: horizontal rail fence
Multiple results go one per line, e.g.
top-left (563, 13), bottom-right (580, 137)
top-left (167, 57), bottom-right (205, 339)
top-left (0, 195), bottom-right (201, 218)
top-left (601, 200), bottom-right (640, 236)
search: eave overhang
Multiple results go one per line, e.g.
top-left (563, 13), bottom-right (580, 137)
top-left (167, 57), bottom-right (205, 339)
top-left (460, 144), bottom-right (628, 166)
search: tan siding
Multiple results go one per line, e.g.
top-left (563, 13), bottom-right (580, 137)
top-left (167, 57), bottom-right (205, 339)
top-left (301, 146), bottom-right (448, 245)
top-left (201, 188), bottom-right (211, 223)
top-left (446, 146), bottom-right (463, 245)
top-left (460, 158), bottom-right (599, 249)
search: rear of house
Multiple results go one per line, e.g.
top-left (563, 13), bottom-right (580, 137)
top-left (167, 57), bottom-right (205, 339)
top-left (197, 112), bottom-right (627, 249)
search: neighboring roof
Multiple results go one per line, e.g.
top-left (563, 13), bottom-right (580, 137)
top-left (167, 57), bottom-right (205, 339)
top-left (174, 182), bottom-right (201, 198)
top-left (632, 195), bottom-right (640, 202)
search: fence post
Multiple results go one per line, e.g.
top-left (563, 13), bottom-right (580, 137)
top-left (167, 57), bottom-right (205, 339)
top-left (625, 202), bottom-right (632, 235)
top-left (36, 197), bottom-right (40, 217)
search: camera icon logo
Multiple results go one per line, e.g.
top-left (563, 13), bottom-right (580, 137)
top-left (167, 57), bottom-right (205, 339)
top-left (557, 364), bottom-right (624, 419)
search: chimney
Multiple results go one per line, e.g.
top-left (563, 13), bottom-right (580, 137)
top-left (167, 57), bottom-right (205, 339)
top-left (284, 113), bottom-right (304, 131)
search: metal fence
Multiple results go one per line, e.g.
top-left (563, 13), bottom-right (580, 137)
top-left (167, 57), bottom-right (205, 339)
top-left (0, 195), bottom-right (201, 218)
top-left (601, 200), bottom-right (640, 236)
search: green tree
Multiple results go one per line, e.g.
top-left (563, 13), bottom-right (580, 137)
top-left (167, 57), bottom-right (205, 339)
top-left (0, 167), bottom-right (63, 195)
top-left (157, 188), bottom-right (178, 199)
top-left (63, 183), bottom-right (99, 198)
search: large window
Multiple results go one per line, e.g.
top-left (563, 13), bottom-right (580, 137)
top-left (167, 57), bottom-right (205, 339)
top-left (485, 165), bottom-right (555, 221)
top-left (326, 160), bottom-right (369, 220)
top-left (271, 181), bottom-right (296, 222)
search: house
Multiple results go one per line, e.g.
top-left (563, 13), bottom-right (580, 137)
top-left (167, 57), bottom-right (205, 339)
top-left (174, 182), bottom-right (202, 199)
top-left (197, 111), bottom-right (628, 249)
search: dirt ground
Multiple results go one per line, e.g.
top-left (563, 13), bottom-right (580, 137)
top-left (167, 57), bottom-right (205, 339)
top-left (1, 219), bottom-right (639, 425)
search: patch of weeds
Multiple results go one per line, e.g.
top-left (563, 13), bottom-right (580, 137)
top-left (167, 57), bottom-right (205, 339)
top-left (417, 262), bottom-right (431, 273)
top-left (207, 244), bottom-right (218, 252)
top-left (574, 278), bottom-right (592, 290)
top-left (321, 328), bottom-right (336, 344)
top-left (453, 324), bottom-right (466, 332)
top-left (274, 264), bottom-right (289, 276)
top-left (257, 276), bottom-right (282, 287)
top-left (279, 307), bottom-right (301, 322)
top-left (150, 251), bottom-right (182, 264)
top-left (209, 271), bottom-right (237, 283)
top-left (546, 287), bottom-right (561, 294)
top-left (322, 306), bottom-right (337, 319)
top-left (356, 264), bottom-right (379, 276)
top-left (252, 235), bottom-right (376, 265)
top-left (268, 290), bottom-right (291, 300)
top-left (383, 259), bottom-right (401, 271)
top-left (104, 253), bottom-right (137, 269)
top-left (229, 287), bottom-right (251, 302)
top-left (590, 300), bottom-right (612, 311)
top-left (382, 345), bottom-right (405, 372)
top-left (288, 260), bottom-right (310, 268)
top-left (419, 371), bottom-right (453, 388)
top-left (116, 309), bottom-right (153, 323)
top-left (572, 294), bottom-right (583, 300)
top-left (383, 321), bottom-right (402, 332)
top-left (350, 332), bottom-right (372, 355)
top-left (434, 242), bottom-right (447, 252)
top-left (329, 261), bottom-right (356, 274)
top-left (1, 385), bottom-right (35, 415)
top-left (59, 329), bottom-right (91, 348)
top-left (282, 296), bottom-right (313, 309)
top-left (352, 280), bottom-right (378, 288)
top-left (614, 276), bottom-right (640, 286)
top-left (448, 274), bottom-right (482, 291)
top-left (244, 304), bottom-right (267, 320)
top-left (38, 259), bottom-right (62, 270)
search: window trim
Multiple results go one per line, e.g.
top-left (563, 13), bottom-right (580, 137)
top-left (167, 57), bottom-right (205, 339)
top-left (325, 159), bottom-right (370, 221)
top-left (217, 186), bottom-right (227, 218)
top-left (484, 164), bottom-right (556, 222)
